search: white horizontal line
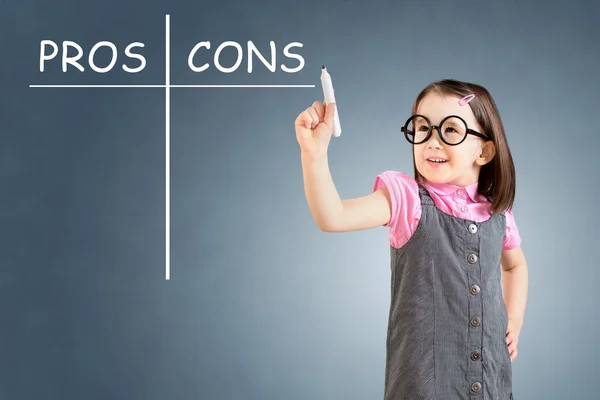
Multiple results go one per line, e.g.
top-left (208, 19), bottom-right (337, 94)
top-left (29, 84), bottom-right (315, 88)
top-left (29, 84), bottom-right (164, 88)
top-left (172, 85), bottom-right (315, 88)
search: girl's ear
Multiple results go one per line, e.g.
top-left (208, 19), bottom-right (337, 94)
top-left (476, 141), bottom-right (496, 166)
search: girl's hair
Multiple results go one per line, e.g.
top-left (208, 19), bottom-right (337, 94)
top-left (410, 79), bottom-right (516, 214)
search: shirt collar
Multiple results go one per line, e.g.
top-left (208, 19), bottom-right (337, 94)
top-left (420, 177), bottom-right (481, 202)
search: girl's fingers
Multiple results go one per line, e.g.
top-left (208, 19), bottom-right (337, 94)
top-left (505, 331), bottom-right (518, 361)
top-left (300, 110), bottom-right (312, 130)
top-left (505, 331), bottom-right (517, 345)
top-left (295, 110), bottom-right (310, 130)
top-left (307, 107), bottom-right (320, 129)
top-left (509, 348), bottom-right (518, 361)
top-left (507, 338), bottom-right (518, 361)
top-left (312, 101), bottom-right (325, 120)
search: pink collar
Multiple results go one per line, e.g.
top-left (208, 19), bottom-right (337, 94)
top-left (421, 178), bottom-right (481, 202)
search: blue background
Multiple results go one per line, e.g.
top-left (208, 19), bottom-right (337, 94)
top-left (2, 0), bottom-right (598, 399)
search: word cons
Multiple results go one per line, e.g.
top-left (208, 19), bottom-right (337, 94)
top-left (187, 41), bottom-right (304, 73)
top-left (39, 40), bottom-right (306, 73)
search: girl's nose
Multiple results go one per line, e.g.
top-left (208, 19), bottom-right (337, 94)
top-left (427, 132), bottom-right (443, 149)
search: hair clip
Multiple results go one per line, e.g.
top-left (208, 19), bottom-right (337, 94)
top-left (458, 94), bottom-right (475, 106)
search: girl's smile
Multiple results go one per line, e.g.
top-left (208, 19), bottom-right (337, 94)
top-left (425, 155), bottom-right (449, 168)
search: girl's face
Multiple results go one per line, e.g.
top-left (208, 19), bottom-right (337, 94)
top-left (412, 92), bottom-right (495, 187)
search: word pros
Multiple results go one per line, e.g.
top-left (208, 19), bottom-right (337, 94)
top-left (39, 40), bottom-right (305, 73)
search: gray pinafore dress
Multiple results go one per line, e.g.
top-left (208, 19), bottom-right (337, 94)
top-left (384, 185), bottom-right (513, 400)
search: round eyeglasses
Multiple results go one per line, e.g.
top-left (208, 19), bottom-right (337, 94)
top-left (401, 114), bottom-right (490, 146)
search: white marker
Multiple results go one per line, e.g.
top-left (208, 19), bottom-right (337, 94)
top-left (321, 65), bottom-right (341, 137)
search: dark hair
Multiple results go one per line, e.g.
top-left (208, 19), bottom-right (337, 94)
top-left (411, 79), bottom-right (516, 214)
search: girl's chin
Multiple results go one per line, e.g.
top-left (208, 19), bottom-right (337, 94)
top-left (418, 167), bottom-right (451, 184)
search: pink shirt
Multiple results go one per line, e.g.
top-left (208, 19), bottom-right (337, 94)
top-left (373, 170), bottom-right (521, 250)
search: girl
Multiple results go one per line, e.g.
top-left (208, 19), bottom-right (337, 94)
top-left (295, 79), bottom-right (528, 400)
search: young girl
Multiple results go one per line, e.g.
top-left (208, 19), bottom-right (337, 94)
top-left (295, 79), bottom-right (528, 400)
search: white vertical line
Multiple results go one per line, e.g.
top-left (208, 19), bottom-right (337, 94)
top-left (165, 14), bottom-right (171, 280)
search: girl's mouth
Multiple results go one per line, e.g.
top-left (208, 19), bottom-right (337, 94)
top-left (427, 158), bottom-right (448, 167)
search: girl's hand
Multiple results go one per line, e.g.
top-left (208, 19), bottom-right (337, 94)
top-left (506, 319), bottom-right (520, 362)
top-left (295, 101), bottom-right (336, 158)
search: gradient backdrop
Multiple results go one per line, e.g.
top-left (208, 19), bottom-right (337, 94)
top-left (3, 0), bottom-right (599, 399)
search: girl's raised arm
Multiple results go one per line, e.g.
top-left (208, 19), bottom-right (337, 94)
top-left (296, 101), bottom-right (392, 232)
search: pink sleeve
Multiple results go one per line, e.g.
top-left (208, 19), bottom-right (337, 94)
top-left (503, 209), bottom-right (522, 250)
top-left (372, 171), bottom-right (421, 248)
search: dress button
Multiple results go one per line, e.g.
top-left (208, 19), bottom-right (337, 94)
top-left (468, 223), bottom-right (477, 233)
top-left (470, 284), bottom-right (481, 295)
top-left (458, 189), bottom-right (465, 196)
top-left (470, 316), bottom-right (481, 327)
top-left (471, 382), bottom-right (482, 392)
top-left (471, 350), bottom-right (481, 361)
top-left (460, 205), bottom-right (468, 212)
top-left (467, 254), bottom-right (478, 264)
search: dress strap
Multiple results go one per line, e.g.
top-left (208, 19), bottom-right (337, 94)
top-left (418, 184), bottom-right (435, 205)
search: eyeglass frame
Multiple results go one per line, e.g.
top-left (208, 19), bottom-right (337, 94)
top-left (401, 114), bottom-right (491, 146)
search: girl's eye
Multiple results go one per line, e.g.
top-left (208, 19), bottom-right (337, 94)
top-left (418, 125), bottom-right (429, 131)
